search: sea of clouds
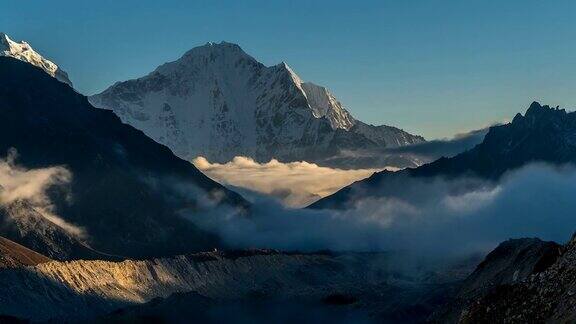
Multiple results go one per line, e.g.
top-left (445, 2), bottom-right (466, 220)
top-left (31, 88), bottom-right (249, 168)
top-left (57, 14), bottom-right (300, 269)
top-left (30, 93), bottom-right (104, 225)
top-left (193, 156), bottom-right (386, 207)
top-left (187, 163), bottom-right (576, 258)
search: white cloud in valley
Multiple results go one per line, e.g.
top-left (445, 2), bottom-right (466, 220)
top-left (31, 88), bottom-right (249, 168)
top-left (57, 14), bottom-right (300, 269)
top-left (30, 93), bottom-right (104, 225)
top-left (186, 163), bottom-right (576, 258)
top-left (193, 156), bottom-right (389, 207)
top-left (0, 149), bottom-right (85, 238)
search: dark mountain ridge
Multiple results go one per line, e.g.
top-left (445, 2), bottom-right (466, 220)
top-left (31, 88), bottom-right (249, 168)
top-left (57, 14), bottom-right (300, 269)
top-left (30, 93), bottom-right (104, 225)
top-left (459, 233), bottom-right (576, 323)
top-left (311, 102), bottom-right (576, 209)
top-left (0, 57), bottom-right (248, 260)
top-left (412, 101), bottom-right (576, 179)
top-left (432, 238), bottom-right (561, 322)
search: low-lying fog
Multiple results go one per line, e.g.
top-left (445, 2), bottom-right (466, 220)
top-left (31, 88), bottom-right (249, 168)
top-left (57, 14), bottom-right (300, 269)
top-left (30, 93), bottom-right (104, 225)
top-left (189, 162), bottom-right (576, 259)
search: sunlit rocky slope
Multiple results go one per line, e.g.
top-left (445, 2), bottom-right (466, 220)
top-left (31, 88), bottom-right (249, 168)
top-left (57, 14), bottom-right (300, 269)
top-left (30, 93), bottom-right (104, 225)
top-left (0, 250), bottom-right (472, 322)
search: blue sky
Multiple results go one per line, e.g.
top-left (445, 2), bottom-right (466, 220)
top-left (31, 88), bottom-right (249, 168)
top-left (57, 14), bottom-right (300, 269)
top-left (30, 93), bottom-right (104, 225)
top-left (4, 0), bottom-right (576, 139)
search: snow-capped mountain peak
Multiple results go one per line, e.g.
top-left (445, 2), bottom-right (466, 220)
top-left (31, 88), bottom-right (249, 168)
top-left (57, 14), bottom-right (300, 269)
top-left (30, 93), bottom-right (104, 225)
top-left (179, 41), bottom-right (257, 65)
top-left (0, 32), bottom-right (72, 87)
top-left (90, 41), bottom-right (424, 167)
top-left (277, 61), bottom-right (304, 83)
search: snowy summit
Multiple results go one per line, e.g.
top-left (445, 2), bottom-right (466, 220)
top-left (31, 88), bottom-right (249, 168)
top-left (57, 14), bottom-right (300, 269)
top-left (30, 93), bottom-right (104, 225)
top-left (90, 41), bottom-right (424, 167)
top-left (0, 32), bottom-right (72, 87)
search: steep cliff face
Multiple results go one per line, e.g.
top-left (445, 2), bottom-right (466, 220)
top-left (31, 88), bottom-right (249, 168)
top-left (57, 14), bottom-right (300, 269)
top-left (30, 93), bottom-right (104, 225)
top-left (89, 42), bottom-right (424, 168)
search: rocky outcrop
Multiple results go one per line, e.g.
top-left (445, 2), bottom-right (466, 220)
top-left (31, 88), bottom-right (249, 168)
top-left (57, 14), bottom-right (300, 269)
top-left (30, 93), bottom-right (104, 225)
top-left (432, 238), bottom-right (561, 323)
top-left (460, 234), bottom-right (576, 323)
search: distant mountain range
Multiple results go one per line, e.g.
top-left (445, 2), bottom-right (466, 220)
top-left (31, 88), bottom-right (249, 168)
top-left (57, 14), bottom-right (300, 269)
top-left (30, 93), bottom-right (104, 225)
top-left (312, 102), bottom-right (576, 209)
top-left (89, 41), bottom-right (424, 168)
top-left (0, 57), bottom-right (247, 260)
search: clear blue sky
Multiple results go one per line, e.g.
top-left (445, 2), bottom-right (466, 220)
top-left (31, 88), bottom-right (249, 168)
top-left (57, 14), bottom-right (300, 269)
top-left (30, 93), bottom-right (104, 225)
top-left (4, 0), bottom-right (576, 139)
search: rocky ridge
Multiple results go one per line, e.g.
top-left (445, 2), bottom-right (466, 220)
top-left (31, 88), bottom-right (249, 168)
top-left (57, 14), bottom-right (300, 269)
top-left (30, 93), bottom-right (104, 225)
top-left (461, 234), bottom-right (576, 323)
top-left (0, 250), bottom-right (474, 322)
top-left (312, 102), bottom-right (576, 209)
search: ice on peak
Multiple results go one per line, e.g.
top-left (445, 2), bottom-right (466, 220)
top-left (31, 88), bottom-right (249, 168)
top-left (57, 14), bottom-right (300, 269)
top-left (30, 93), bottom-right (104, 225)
top-left (270, 62), bottom-right (307, 91)
top-left (0, 33), bottom-right (21, 50)
top-left (165, 43), bottom-right (354, 131)
top-left (302, 82), bottom-right (330, 96)
top-left (268, 63), bottom-right (355, 130)
top-left (277, 61), bottom-right (297, 75)
top-left (301, 82), bottom-right (356, 130)
top-left (0, 32), bottom-right (72, 87)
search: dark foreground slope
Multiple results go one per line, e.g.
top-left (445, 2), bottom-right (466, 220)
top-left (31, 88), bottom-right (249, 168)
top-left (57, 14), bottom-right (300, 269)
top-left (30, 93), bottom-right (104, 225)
top-left (460, 234), bottom-right (576, 323)
top-left (312, 102), bottom-right (576, 209)
top-left (0, 250), bottom-right (474, 323)
top-left (432, 238), bottom-right (561, 323)
top-left (0, 57), bottom-right (247, 260)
